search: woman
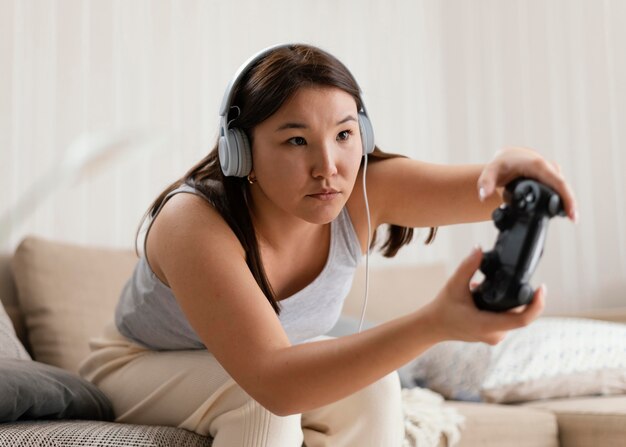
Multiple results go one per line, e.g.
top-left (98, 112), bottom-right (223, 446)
top-left (80, 43), bottom-right (577, 446)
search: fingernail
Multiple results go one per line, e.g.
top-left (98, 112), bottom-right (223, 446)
top-left (479, 187), bottom-right (487, 202)
top-left (572, 209), bottom-right (579, 224)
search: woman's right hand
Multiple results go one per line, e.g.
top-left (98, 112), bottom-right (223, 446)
top-left (422, 247), bottom-right (545, 345)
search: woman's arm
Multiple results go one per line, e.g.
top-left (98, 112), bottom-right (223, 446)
top-left (149, 193), bottom-right (544, 416)
top-left (357, 158), bottom-right (498, 229)
top-left (353, 147), bottom-right (578, 232)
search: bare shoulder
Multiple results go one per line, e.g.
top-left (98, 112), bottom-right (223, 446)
top-left (146, 192), bottom-right (244, 284)
top-left (145, 191), bottom-right (290, 394)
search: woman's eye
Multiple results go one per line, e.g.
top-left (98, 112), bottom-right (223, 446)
top-left (287, 136), bottom-right (307, 146)
top-left (337, 130), bottom-right (352, 141)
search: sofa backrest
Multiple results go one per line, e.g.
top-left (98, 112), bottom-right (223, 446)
top-left (342, 262), bottom-right (446, 323)
top-left (9, 236), bottom-right (138, 373)
top-left (3, 235), bottom-right (449, 373)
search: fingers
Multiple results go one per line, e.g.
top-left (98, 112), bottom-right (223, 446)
top-left (477, 148), bottom-right (524, 203)
top-left (484, 284), bottom-right (546, 332)
top-left (477, 164), bottom-right (499, 202)
top-left (528, 284), bottom-right (547, 318)
top-left (533, 159), bottom-right (579, 222)
top-left (526, 156), bottom-right (579, 222)
top-left (440, 253), bottom-right (546, 345)
top-left (512, 284), bottom-right (546, 324)
top-left (477, 148), bottom-right (579, 222)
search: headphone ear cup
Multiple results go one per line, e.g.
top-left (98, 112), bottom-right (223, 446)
top-left (358, 113), bottom-right (375, 155)
top-left (220, 127), bottom-right (252, 177)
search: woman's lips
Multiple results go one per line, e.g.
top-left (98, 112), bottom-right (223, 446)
top-left (307, 191), bottom-right (340, 201)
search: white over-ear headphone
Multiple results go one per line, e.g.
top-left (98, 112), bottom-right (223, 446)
top-left (217, 43), bottom-right (375, 177)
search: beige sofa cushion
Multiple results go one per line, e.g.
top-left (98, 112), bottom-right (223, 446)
top-left (523, 395), bottom-right (626, 447)
top-left (11, 236), bottom-right (137, 372)
top-left (448, 401), bottom-right (558, 447)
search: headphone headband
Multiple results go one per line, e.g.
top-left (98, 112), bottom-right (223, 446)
top-left (219, 43), bottom-right (291, 117)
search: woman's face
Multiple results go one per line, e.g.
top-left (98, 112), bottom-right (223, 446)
top-left (250, 86), bottom-right (363, 224)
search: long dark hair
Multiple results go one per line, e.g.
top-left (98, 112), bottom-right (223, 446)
top-left (137, 44), bottom-right (436, 314)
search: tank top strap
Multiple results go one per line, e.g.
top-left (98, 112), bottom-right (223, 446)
top-left (141, 183), bottom-right (207, 257)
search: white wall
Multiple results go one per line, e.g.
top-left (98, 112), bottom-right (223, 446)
top-left (2, 0), bottom-right (625, 313)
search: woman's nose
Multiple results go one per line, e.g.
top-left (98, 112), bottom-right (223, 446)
top-left (310, 142), bottom-right (338, 179)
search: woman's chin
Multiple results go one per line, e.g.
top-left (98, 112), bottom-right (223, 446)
top-left (300, 205), bottom-right (343, 225)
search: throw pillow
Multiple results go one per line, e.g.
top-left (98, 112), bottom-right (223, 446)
top-left (401, 339), bottom-right (490, 401)
top-left (0, 358), bottom-right (114, 422)
top-left (0, 301), bottom-right (31, 361)
top-left (405, 317), bottom-right (626, 403)
top-left (11, 236), bottom-right (137, 372)
top-left (0, 253), bottom-right (30, 353)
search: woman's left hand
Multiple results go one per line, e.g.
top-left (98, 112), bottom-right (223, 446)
top-left (477, 147), bottom-right (578, 223)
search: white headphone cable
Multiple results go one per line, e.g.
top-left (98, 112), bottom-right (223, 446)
top-left (357, 151), bottom-right (371, 333)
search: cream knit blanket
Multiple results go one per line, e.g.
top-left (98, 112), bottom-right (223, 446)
top-left (402, 387), bottom-right (465, 447)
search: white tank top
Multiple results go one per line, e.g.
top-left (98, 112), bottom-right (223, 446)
top-left (115, 184), bottom-right (362, 350)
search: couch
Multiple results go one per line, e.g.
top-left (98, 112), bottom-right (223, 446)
top-left (1, 236), bottom-right (625, 446)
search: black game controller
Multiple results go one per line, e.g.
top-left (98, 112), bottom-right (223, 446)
top-left (472, 178), bottom-right (566, 312)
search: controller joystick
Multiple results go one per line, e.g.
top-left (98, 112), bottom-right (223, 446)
top-left (472, 178), bottom-right (566, 312)
top-left (493, 207), bottom-right (514, 231)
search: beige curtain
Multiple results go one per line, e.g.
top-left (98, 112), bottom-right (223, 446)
top-left (2, 0), bottom-right (624, 313)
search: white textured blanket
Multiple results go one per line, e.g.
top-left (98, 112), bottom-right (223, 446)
top-left (402, 387), bottom-right (465, 447)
